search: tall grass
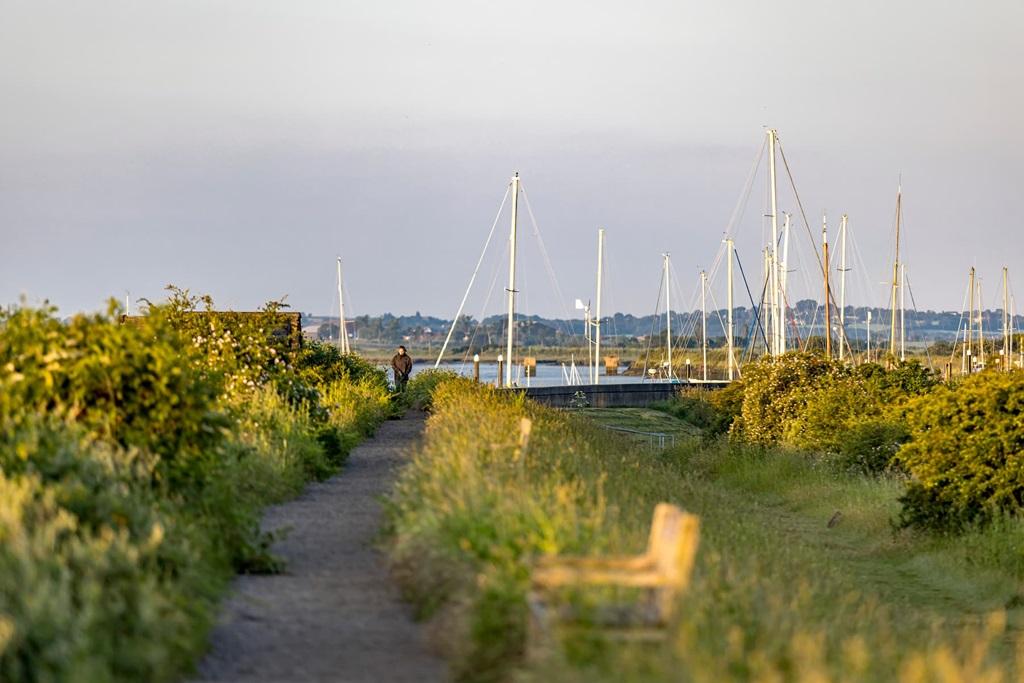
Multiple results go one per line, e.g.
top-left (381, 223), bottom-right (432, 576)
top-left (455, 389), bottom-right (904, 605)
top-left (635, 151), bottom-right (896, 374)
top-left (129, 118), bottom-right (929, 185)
top-left (386, 377), bottom-right (1022, 682)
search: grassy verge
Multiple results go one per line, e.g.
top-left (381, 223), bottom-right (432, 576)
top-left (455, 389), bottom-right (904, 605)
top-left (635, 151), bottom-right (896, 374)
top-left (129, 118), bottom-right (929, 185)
top-left (385, 377), bottom-right (1024, 682)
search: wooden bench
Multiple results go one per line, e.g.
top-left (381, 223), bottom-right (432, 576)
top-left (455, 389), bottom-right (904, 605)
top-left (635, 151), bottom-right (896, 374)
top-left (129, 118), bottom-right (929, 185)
top-left (528, 503), bottom-right (700, 644)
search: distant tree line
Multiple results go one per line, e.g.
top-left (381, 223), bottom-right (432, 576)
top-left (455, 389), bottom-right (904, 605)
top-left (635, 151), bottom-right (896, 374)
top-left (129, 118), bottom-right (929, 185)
top-left (309, 301), bottom-right (1024, 348)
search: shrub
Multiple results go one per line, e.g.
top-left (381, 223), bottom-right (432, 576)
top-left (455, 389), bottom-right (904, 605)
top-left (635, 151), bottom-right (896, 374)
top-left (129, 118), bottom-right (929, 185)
top-left (733, 353), bottom-right (849, 445)
top-left (781, 373), bottom-right (879, 453)
top-left (297, 340), bottom-right (388, 390)
top-left (0, 302), bottom-right (229, 492)
top-left (857, 359), bottom-right (937, 403)
top-left (0, 294), bottom-right (391, 681)
top-left (656, 384), bottom-right (742, 437)
top-left (896, 370), bottom-right (1024, 530)
top-left (0, 418), bottom-right (216, 682)
top-left (834, 419), bottom-right (910, 474)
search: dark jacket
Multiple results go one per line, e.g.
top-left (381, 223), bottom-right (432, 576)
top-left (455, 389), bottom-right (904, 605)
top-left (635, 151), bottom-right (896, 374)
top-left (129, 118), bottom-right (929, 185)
top-left (391, 353), bottom-right (413, 377)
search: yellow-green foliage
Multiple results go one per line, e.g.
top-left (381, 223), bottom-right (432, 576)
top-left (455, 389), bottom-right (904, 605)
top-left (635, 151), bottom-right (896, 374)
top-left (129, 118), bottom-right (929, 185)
top-left (733, 353), bottom-right (851, 446)
top-left (0, 296), bottom-right (391, 681)
top-left (387, 378), bottom-right (614, 678)
top-left (731, 354), bottom-right (931, 470)
top-left (897, 370), bottom-right (1024, 530)
top-left (403, 368), bottom-right (460, 410)
top-left (386, 377), bottom-right (1020, 682)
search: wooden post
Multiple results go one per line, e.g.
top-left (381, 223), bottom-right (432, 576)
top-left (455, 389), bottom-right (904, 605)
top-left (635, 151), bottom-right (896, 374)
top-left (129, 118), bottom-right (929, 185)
top-left (473, 353), bottom-right (480, 382)
top-left (497, 354), bottom-right (505, 387)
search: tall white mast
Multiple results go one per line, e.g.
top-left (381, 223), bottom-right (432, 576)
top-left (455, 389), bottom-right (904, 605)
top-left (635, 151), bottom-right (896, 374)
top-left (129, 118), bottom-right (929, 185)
top-left (337, 257), bottom-right (349, 354)
top-left (889, 183), bottom-right (902, 358)
top-left (979, 280), bottom-right (985, 369)
top-left (584, 301), bottom-right (592, 384)
top-left (664, 253), bottom-right (672, 379)
top-left (899, 263), bottom-right (906, 362)
top-left (505, 172), bottom-right (520, 388)
top-left (839, 214), bottom-right (848, 361)
top-left (968, 267), bottom-right (975, 372)
top-left (1003, 267), bottom-right (1010, 371)
top-left (767, 129), bottom-right (780, 357)
top-left (823, 214), bottom-right (832, 360)
top-left (595, 228), bottom-right (605, 385)
top-left (726, 238), bottom-right (735, 380)
top-left (701, 270), bottom-right (708, 381)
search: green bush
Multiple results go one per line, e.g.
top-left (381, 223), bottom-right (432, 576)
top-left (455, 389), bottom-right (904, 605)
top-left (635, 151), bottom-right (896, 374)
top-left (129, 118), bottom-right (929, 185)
top-left (732, 353), bottom-right (849, 446)
top-left (857, 359), bottom-right (937, 403)
top-left (834, 419), bottom-right (910, 474)
top-left (656, 384), bottom-right (742, 437)
top-left (0, 294), bottom-right (391, 681)
top-left (297, 340), bottom-right (388, 390)
top-left (0, 418), bottom-right (216, 682)
top-left (781, 373), bottom-right (879, 453)
top-left (897, 370), bottom-right (1024, 530)
top-left (0, 302), bottom-right (229, 492)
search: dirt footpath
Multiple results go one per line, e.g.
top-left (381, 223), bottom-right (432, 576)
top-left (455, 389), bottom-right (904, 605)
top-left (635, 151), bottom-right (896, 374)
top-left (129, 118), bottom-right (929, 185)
top-left (193, 414), bottom-right (446, 683)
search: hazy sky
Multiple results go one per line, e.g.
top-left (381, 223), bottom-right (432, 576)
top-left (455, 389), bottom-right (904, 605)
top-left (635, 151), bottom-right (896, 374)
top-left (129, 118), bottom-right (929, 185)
top-left (2, 1), bottom-right (1022, 318)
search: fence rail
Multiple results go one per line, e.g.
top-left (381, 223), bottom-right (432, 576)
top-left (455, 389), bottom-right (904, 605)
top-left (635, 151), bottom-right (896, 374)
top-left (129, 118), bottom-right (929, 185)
top-left (600, 424), bottom-right (676, 450)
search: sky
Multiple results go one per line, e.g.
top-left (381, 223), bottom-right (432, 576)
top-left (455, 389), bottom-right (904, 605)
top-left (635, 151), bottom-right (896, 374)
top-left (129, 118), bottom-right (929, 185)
top-left (1, 0), bottom-right (1022, 319)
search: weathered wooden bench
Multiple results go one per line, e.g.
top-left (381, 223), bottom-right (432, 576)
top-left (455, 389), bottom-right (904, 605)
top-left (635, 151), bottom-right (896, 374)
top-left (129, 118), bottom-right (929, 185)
top-left (528, 503), bottom-right (700, 645)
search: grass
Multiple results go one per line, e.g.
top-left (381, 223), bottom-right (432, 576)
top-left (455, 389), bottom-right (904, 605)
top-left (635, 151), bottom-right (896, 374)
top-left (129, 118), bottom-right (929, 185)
top-left (573, 407), bottom-right (699, 449)
top-left (385, 376), bottom-right (1024, 682)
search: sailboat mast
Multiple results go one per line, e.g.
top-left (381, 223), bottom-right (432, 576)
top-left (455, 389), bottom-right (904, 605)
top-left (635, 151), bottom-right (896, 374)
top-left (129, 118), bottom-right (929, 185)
top-left (584, 302), bottom-right (592, 384)
top-left (968, 266), bottom-right (975, 373)
top-left (889, 185), bottom-right (902, 359)
top-left (867, 311), bottom-right (872, 362)
top-left (337, 257), bottom-right (349, 354)
top-left (701, 270), bottom-right (708, 381)
top-left (768, 129), bottom-right (780, 357)
top-left (966, 266), bottom-right (974, 374)
top-left (1004, 267), bottom-right (1010, 371)
top-left (595, 228), bottom-right (605, 385)
top-left (979, 280), bottom-right (985, 368)
top-left (823, 215), bottom-right (832, 360)
top-left (780, 212), bottom-right (790, 353)
top-left (726, 238), bottom-right (735, 380)
top-left (664, 253), bottom-right (672, 379)
top-left (762, 248), bottom-right (770, 356)
top-left (839, 214), bottom-right (848, 361)
top-left (900, 264), bottom-right (906, 362)
top-left (505, 172), bottom-right (520, 388)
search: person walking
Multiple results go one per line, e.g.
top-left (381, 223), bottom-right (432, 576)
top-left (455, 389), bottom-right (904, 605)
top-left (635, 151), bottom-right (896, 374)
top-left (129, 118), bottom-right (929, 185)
top-left (391, 345), bottom-right (413, 392)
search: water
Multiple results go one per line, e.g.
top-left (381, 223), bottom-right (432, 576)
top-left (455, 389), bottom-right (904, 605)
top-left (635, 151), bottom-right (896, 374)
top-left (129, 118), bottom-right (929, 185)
top-left (407, 361), bottom-right (647, 387)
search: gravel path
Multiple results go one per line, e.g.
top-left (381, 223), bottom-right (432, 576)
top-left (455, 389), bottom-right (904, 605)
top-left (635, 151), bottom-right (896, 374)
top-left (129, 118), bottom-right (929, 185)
top-left (193, 414), bottom-right (446, 683)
